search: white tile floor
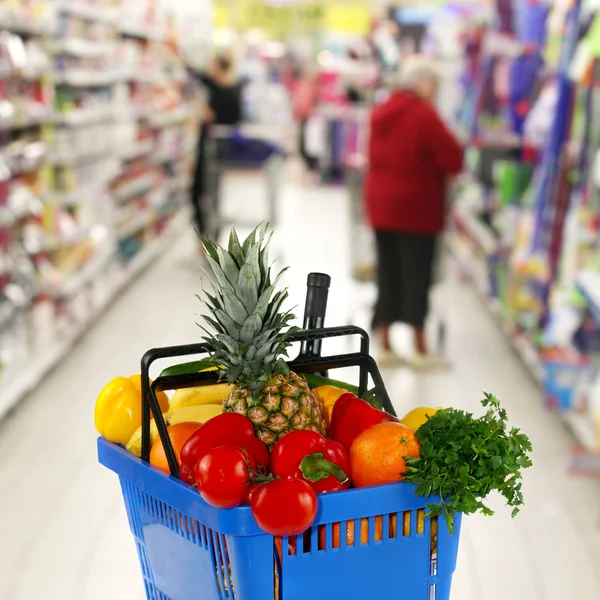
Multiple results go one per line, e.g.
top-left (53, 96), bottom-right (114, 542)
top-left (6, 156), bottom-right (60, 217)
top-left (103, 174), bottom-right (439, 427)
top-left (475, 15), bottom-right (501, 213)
top-left (1, 169), bottom-right (600, 599)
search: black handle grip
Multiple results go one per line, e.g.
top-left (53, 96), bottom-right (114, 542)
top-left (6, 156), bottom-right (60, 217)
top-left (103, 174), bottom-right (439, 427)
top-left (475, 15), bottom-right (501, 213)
top-left (139, 326), bottom-right (392, 478)
top-left (301, 272), bottom-right (331, 358)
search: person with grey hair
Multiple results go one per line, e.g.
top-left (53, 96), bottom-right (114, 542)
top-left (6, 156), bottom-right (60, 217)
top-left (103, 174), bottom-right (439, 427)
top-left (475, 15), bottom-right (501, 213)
top-left (365, 55), bottom-right (463, 369)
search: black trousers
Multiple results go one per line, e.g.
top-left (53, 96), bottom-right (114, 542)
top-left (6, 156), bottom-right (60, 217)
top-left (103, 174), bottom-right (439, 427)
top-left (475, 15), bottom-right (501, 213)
top-left (190, 125), bottom-right (208, 237)
top-left (372, 231), bottom-right (437, 329)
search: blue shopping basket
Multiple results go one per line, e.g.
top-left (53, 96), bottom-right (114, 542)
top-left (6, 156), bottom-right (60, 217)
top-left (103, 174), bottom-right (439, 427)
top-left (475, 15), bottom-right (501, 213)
top-left (98, 325), bottom-right (462, 600)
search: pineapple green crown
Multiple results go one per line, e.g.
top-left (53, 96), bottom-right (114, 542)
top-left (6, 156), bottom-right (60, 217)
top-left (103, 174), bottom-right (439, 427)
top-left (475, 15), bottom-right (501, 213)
top-left (200, 224), bottom-right (296, 392)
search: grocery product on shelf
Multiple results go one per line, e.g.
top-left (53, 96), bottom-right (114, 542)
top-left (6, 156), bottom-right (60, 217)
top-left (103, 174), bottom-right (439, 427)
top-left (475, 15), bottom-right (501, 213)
top-left (96, 226), bottom-right (532, 600)
top-left (0, 0), bottom-right (199, 419)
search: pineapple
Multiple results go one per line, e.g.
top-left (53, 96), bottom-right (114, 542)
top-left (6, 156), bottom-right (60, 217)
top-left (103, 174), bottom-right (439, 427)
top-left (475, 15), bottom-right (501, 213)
top-left (200, 225), bottom-right (326, 447)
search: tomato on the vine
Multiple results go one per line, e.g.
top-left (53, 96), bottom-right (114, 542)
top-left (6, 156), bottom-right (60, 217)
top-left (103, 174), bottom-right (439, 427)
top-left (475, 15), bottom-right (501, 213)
top-left (251, 479), bottom-right (317, 536)
top-left (180, 413), bottom-right (269, 486)
top-left (195, 446), bottom-right (256, 509)
top-left (243, 481), bottom-right (263, 505)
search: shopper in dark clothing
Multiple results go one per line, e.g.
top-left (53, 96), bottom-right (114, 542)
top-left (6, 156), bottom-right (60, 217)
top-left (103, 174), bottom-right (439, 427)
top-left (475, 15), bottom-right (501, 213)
top-left (365, 56), bottom-right (463, 369)
top-left (190, 55), bottom-right (243, 239)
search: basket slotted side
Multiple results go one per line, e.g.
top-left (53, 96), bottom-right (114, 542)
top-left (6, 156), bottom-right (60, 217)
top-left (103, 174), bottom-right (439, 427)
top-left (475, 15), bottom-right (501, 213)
top-left (97, 326), bottom-right (462, 600)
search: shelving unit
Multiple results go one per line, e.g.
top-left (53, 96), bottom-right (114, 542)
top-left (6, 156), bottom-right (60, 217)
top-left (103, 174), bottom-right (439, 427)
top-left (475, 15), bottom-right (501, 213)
top-left (448, 0), bottom-right (600, 457)
top-left (0, 209), bottom-right (188, 420)
top-left (0, 0), bottom-right (199, 417)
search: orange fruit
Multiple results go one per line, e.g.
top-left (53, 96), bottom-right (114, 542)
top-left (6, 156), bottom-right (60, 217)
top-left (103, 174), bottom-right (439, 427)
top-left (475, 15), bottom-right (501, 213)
top-left (150, 422), bottom-right (201, 473)
top-left (350, 422), bottom-right (420, 488)
top-left (313, 385), bottom-right (348, 427)
top-left (317, 511), bottom-right (430, 549)
top-left (318, 515), bottom-right (395, 549)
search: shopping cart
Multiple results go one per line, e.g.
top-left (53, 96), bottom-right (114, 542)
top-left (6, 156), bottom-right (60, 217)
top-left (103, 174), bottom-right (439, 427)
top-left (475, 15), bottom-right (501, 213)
top-left (204, 125), bottom-right (286, 240)
top-left (97, 277), bottom-right (462, 600)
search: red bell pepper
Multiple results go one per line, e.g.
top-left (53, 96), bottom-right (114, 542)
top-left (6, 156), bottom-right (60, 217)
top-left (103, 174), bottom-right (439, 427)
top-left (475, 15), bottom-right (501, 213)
top-left (269, 430), bottom-right (350, 494)
top-left (180, 413), bottom-right (269, 485)
top-left (329, 393), bottom-right (399, 452)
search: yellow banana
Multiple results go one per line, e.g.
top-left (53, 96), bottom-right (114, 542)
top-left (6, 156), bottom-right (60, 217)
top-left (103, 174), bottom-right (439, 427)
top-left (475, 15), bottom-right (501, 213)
top-left (169, 403), bottom-right (222, 426)
top-left (125, 403), bottom-right (223, 457)
top-left (126, 418), bottom-right (163, 457)
top-left (169, 383), bottom-right (231, 411)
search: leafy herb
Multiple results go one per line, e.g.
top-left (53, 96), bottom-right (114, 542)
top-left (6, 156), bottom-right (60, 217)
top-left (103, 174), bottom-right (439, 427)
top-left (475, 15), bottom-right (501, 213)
top-left (403, 393), bottom-right (533, 534)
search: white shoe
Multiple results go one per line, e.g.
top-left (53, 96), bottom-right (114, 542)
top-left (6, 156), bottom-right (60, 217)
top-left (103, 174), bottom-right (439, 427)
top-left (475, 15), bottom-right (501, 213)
top-left (377, 349), bottom-right (407, 368)
top-left (408, 354), bottom-right (450, 371)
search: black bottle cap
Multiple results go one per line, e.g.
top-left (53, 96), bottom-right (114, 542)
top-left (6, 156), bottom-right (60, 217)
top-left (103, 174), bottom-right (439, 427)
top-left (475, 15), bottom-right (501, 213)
top-left (307, 273), bottom-right (331, 289)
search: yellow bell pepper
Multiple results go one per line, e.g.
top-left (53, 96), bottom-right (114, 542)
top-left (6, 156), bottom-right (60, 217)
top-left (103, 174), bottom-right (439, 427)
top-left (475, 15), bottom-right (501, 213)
top-left (94, 375), bottom-right (169, 445)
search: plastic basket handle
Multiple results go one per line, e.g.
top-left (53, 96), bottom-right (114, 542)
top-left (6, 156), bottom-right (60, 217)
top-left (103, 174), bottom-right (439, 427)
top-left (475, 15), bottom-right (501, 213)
top-left (141, 325), bottom-right (392, 477)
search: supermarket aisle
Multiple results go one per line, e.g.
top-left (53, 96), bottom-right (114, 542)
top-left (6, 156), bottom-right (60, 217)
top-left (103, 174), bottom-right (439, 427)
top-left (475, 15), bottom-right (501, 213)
top-left (1, 174), bottom-right (600, 600)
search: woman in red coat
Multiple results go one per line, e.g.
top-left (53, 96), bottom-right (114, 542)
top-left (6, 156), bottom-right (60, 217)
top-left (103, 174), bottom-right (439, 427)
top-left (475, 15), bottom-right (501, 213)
top-left (365, 56), bottom-right (463, 368)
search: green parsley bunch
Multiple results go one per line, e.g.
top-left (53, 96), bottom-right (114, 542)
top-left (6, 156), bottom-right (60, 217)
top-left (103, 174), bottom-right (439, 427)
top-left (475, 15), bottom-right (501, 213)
top-left (403, 393), bottom-right (533, 533)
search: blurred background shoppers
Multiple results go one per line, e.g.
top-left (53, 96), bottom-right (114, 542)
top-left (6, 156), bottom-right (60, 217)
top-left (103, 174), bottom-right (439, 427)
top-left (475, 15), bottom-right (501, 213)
top-left (190, 53), bottom-right (243, 240)
top-left (292, 66), bottom-right (320, 182)
top-left (365, 55), bottom-right (463, 368)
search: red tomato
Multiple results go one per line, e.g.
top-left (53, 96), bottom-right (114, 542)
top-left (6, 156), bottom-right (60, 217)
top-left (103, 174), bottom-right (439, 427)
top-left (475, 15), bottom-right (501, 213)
top-left (243, 481), bottom-right (262, 505)
top-left (251, 479), bottom-right (318, 536)
top-left (180, 413), bottom-right (269, 485)
top-left (195, 446), bottom-right (255, 509)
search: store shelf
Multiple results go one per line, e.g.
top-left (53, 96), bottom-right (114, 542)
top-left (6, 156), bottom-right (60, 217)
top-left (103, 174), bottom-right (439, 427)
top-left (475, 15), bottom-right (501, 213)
top-left (510, 333), bottom-right (545, 384)
top-left (53, 106), bottom-right (115, 127)
top-left (113, 172), bottom-right (156, 203)
top-left (30, 226), bottom-right (92, 253)
top-left (50, 37), bottom-right (117, 58)
top-left (453, 206), bottom-right (499, 255)
top-left (564, 413), bottom-right (598, 453)
top-left (0, 112), bottom-right (53, 130)
top-left (115, 210), bottom-right (155, 238)
top-left (48, 148), bottom-right (112, 166)
top-left (155, 141), bottom-right (195, 165)
top-left (0, 301), bottom-right (18, 331)
top-left (123, 69), bottom-right (167, 85)
top-left (0, 4), bottom-right (197, 423)
top-left (0, 66), bottom-right (47, 80)
top-left (131, 106), bottom-right (153, 120)
top-left (0, 209), bottom-right (187, 421)
top-left (576, 270), bottom-right (600, 324)
top-left (43, 189), bottom-right (84, 207)
top-left (121, 139), bottom-right (153, 161)
top-left (150, 106), bottom-right (193, 128)
top-left (57, 1), bottom-right (117, 23)
top-left (53, 69), bottom-right (124, 87)
top-left (2, 142), bottom-right (47, 174)
top-left (0, 14), bottom-right (53, 35)
top-left (118, 22), bottom-right (163, 41)
top-left (54, 243), bottom-right (116, 297)
top-left (450, 240), bottom-right (599, 450)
